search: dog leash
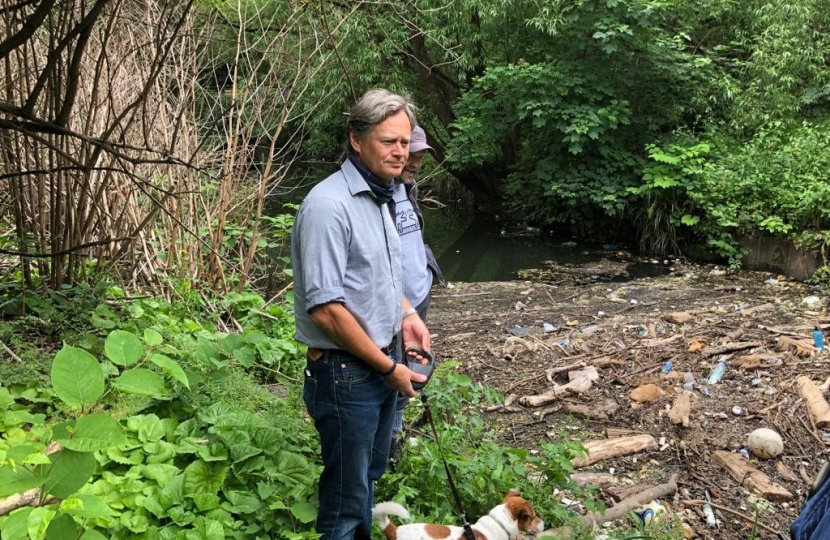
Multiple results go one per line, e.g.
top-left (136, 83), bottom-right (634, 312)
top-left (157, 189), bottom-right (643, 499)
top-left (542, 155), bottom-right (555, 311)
top-left (420, 392), bottom-right (477, 540)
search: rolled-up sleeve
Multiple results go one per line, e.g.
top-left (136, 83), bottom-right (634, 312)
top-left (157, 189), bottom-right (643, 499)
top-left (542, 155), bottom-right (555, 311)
top-left (296, 197), bottom-right (350, 311)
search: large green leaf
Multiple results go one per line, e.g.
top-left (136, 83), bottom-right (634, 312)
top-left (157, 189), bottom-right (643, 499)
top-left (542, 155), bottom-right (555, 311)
top-left (61, 494), bottom-right (117, 519)
top-left (1, 507), bottom-right (32, 540)
top-left (0, 462), bottom-right (47, 498)
top-left (291, 502), bottom-right (318, 524)
top-left (51, 345), bottom-right (104, 408)
top-left (183, 460), bottom-right (228, 499)
top-left (43, 449), bottom-right (96, 498)
top-left (27, 507), bottom-right (56, 540)
top-left (57, 413), bottom-right (128, 452)
top-left (112, 368), bottom-right (167, 396)
top-left (44, 514), bottom-right (76, 540)
top-left (104, 330), bottom-right (144, 366)
top-left (149, 354), bottom-right (190, 389)
top-left (80, 530), bottom-right (108, 540)
top-left (143, 328), bottom-right (163, 346)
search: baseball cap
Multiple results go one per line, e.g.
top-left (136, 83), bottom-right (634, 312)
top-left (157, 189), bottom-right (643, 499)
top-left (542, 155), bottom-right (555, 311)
top-left (409, 126), bottom-right (434, 153)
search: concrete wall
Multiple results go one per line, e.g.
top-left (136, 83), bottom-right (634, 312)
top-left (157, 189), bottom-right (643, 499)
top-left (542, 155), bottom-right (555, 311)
top-left (739, 235), bottom-right (823, 280)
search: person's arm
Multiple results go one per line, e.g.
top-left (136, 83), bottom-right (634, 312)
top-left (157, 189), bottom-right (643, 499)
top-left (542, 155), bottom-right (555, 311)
top-left (310, 302), bottom-right (425, 396)
top-left (401, 297), bottom-right (431, 363)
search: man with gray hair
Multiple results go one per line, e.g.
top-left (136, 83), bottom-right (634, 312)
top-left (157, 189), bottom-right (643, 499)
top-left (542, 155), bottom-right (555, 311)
top-left (292, 88), bottom-right (430, 540)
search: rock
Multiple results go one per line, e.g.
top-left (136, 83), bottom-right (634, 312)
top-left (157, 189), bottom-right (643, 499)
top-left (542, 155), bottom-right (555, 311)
top-left (747, 428), bottom-right (784, 459)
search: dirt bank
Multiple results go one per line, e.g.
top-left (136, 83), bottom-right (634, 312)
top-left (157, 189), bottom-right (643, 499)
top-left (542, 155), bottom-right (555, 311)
top-left (428, 259), bottom-right (829, 539)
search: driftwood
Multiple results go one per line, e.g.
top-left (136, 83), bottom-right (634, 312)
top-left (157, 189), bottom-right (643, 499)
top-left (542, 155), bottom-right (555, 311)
top-left (731, 354), bottom-right (782, 370)
top-left (571, 472), bottom-right (618, 489)
top-left (701, 341), bottom-right (763, 356)
top-left (712, 450), bottom-right (794, 501)
top-left (797, 376), bottom-right (830, 428)
top-left (572, 434), bottom-right (658, 468)
top-left (562, 403), bottom-right (608, 421)
top-left (545, 361), bottom-right (587, 382)
top-left (636, 334), bottom-right (683, 348)
top-left (776, 336), bottom-right (815, 357)
top-left (502, 336), bottom-right (538, 359)
top-left (580, 474), bottom-right (678, 531)
top-left (520, 366), bottom-right (599, 407)
top-left (446, 331), bottom-right (477, 342)
top-left (668, 390), bottom-right (692, 427)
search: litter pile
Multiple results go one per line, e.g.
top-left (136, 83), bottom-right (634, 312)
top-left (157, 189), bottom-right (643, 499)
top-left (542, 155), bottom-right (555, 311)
top-left (428, 259), bottom-right (829, 539)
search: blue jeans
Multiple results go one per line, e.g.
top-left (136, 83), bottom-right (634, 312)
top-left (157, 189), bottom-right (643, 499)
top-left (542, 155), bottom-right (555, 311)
top-left (303, 349), bottom-right (397, 540)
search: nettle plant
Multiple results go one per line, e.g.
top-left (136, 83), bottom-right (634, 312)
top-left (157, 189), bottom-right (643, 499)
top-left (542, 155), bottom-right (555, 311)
top-left (0, 329), bottom-right (318, 540)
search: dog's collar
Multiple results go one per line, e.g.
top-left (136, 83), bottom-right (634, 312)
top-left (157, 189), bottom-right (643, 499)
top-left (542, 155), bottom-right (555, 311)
top-left (484, 511), bottom-right (513, 539)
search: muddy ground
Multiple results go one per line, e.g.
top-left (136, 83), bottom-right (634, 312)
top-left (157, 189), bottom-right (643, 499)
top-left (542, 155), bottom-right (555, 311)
top-left (427, 256), bottom-right (829, 539)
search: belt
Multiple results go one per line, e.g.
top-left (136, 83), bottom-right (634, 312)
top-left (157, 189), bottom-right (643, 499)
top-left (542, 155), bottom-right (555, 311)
top-left (308, 335), bottom-right (397, 361)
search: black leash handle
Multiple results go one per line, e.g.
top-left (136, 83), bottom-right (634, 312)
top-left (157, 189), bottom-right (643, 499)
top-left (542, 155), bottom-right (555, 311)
top-left (420, 392), bottom-right (477, 540)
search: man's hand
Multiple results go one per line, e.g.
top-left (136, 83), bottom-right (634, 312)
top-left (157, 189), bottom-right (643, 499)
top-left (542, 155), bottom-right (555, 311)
top-left (385, 363), bottom-right (426, 397)
top-left (401, 312), bottom-right (430, 359)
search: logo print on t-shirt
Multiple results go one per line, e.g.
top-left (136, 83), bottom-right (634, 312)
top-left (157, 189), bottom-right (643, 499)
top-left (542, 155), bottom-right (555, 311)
top-left (396, 207), bottom-right (420, 236)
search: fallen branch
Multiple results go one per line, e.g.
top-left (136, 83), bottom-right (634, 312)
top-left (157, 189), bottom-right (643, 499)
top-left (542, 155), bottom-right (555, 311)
top-left (520, 366), bottom-right (599, 407)
top-left (682, 499), bottom-right (780, 536)
top-left (0, 340), bottom-right (23, 362)
top-left (701, 341), bottom-right (764, 357)
top-left (797, 376), bottom-right (830, 428)
top-left (581, 473), bottom-right (678, 529)
top-left (572, 434), bottom-right (657, 468)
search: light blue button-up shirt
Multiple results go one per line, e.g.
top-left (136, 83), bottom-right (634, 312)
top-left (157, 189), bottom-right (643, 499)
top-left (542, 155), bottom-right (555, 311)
top-left (292, 158), bottom-right (403, 350)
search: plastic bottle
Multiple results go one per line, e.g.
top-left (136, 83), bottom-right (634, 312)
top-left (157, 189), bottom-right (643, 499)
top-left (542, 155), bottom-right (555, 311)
top-left (707, 359), bottom-right (727, 385)
top-left (813, 327), bottom-right (825, 351)
top-left (702, 503), bottom-right (717, 528)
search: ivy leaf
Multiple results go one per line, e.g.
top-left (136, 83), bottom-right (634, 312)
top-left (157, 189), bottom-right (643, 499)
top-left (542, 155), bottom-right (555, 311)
top-left (51, 345), bottom-right (105, 408)
top-left (105, 330), bottom-right (144, 366)
top-left (183, 460), bottom-right (228, 500)
top-left (224, 490), bottom-right (262, 514)
top-left (141, 464), bottom-right (180, 486)
top-left (112, 369), bottom-right (167, 397)
top-left (58, 413), bottom-right (128, 452)
top-left (149, 354), bottom-right (190, 389)
top-left (43, 449), bottom-right (96, 498)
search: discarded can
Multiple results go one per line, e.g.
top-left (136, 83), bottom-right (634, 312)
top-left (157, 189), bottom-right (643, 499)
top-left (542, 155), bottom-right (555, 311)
top-left (636, 499), bottom-right (666, 526)
top-left (707, 359), bottom-right (727, 385)
top-left (702, 503), bottom-right (717, 528)
top-left (813, 327), bottom-right (825, 351)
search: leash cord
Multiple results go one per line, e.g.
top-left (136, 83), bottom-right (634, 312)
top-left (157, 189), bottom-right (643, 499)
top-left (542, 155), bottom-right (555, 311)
top-left (420, 392), bottom-right (477, 540)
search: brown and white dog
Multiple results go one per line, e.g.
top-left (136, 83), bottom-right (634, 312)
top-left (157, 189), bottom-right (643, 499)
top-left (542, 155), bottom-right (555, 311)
top-left (372, 490), bottom-right (545, 540)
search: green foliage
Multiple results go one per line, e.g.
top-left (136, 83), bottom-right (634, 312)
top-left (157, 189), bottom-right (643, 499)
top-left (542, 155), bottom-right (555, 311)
top-left (0, 311), bottom-right (319, 539)
top-left (626, 141), bottom-right (712, 257)
top-left (377, 362), bottom-right (591, 530)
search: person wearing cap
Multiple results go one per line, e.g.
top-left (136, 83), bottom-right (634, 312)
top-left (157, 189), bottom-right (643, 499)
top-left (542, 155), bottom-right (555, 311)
top-left (292, 89), bottom-right (431, 540)
top-left (387, 125), bottom-right (446, 468)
